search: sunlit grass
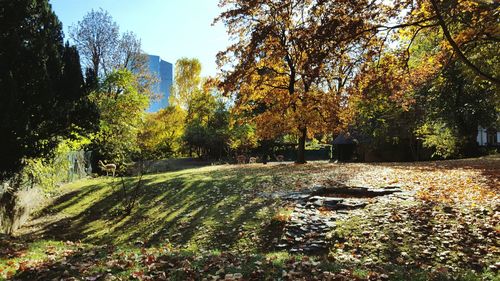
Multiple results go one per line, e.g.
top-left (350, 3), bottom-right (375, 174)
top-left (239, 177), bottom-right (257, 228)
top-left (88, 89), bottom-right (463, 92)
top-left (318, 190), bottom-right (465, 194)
top-left (22, 164), bottom-right (287, 251)
top-left (2, 158), bottom-right (498, 280)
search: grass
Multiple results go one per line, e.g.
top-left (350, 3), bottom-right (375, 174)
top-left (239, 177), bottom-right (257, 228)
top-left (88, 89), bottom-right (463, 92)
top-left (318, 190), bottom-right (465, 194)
top-left (1, 157), bottom-right (499, 280)
top-left (20, 165), bottom-right (290, 252)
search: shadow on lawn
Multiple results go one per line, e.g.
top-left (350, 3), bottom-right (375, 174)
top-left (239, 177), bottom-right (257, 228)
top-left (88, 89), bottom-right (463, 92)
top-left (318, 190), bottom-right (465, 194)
top-left (11, 245), bottom-right (119, 281)
top-left (12, 200), bottom-right (495, 281)
top-left (19, 165), bottom-right (297, 252)
top-left (329, 199), bottom-right (497, 279)
top-left (22, 156), bottom-right (499, 249)
top-left (11, 161), bottom-right (498, 280)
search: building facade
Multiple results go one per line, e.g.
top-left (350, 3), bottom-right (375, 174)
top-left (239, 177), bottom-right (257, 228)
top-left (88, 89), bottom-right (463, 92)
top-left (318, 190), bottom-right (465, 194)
top-left (147, 55), bottom-right (173, 112)
top-left (477, 126), bottom-right (500, 146)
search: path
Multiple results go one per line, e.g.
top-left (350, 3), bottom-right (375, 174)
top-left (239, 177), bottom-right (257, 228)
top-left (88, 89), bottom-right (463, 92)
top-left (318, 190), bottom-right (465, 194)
top-left (276, 186), bottom-right (414, 253)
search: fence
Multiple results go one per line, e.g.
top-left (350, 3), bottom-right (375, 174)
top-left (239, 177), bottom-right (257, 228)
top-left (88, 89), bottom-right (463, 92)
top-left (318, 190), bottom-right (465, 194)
top-left (0, 150), bottom-right (92, 234)
top-left (274, 146), bottom-right (332, 161)
top-left (67, 150), bottom-right (93, 182)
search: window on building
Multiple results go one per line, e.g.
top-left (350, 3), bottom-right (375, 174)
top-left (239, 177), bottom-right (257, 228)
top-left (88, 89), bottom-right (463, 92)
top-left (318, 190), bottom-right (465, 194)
top-left (487, 131), bottom-right (497, 145)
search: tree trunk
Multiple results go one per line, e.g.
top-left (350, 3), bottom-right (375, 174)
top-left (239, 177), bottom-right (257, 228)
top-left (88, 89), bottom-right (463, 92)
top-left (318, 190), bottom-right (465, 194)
top-left (1, 175), bottom-right (21, 234)
top-left (296, 127), bottom-right (307, 164)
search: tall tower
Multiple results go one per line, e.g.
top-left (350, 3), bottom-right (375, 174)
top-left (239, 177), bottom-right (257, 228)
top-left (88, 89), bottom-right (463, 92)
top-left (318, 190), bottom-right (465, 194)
top-left (147, 55), bottom-right (173, 112)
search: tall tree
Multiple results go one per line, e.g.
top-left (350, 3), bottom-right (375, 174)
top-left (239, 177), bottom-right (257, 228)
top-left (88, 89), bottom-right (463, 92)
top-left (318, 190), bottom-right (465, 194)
top-left (138, 106), bottom-right (186, 159)
top-left (112, 31), bottom-right (149, 72)
top-left (60, 42), bottom-right (99, 133)
top-left (183, 88), bottom-right (230, 159)
top-left (69, 8), bottom-right (119, 77)
top-left (70, 9), bottom-right (152, 93)
top-left (169, 58), bottom-right (203, 110)
top-left (0, 0), bottom-right (95, 180)
top-left (90, 69), bottom-right (149, 166)
top-left (216, 0), bottom-right (388, 163)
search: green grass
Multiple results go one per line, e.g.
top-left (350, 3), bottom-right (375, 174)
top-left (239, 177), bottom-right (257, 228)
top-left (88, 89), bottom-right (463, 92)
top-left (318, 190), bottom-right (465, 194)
top-left (23, 165), bottom-right (292, 252)
top-left (1, 161), bottom-right (499, 280)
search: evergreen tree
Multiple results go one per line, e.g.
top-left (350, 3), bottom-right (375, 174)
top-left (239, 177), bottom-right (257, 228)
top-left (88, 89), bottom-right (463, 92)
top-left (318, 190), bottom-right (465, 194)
top-left (0, 0), bottom-right (96, 180)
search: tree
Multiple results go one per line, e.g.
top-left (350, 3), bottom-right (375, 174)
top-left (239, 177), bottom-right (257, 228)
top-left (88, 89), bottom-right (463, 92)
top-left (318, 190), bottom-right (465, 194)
top-left (414, 60), bottom-right (498, 158)
top-left (348, 18), bottom-right (498, 160)
top-left (112, 31), bottom-right (148, 72)
top-left (183, 86), bottom-right (230, 159)
top-left (0, 0), bottom-right (96, 180)
top-left (168, 58), bottom-right (230, 159)
top-left (426, 0), bottom-right (499, 86)
top-left (70, 10), bottom-right (150, 79)
top-left (69, 8), bottom-right (119, 77)
top-left (216, 0), bottom-right (389, 163)
top-left (382, 0), bottom-right (500, 86)
top-left (204, 95), bottom-right (231, 159)
top-left (228, 123), bottom-right (258, 154)
top-left (90, 69), bottom-right (149, 166)
top-left (347, 54), bottom-right (421, 159)
top-left (138, 106), bottom-right (186, 159)
top-left (61, 42), bottom-right (100, 133)
top-left (169, 58), bottom-right (203, 109)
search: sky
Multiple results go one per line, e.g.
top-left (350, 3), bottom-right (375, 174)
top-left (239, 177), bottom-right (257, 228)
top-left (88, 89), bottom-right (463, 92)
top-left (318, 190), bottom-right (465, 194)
top-left (49, 0), bottom-right (230, 77)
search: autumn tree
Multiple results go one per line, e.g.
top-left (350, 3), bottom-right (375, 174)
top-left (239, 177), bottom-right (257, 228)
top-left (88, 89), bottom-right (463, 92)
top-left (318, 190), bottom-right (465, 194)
top-left (168, 58), bottom-right (230, 159)
top-left (216, 0), bottom-right (393, 163)
top-left (138, 106), bottom-right (186, 159)
top-left (380, 0), bottom-right (500, 86)
top-left (347, 53), bottom-right (422, 159)
top-left (169, 58), bottom-right (203, 110)
top-left (348, 9), bottom-right (499, 160)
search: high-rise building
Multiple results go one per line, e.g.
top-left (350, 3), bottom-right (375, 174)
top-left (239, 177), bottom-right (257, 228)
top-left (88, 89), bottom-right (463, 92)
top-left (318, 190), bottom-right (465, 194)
top-left (147, 55), bottom-right (173, 112)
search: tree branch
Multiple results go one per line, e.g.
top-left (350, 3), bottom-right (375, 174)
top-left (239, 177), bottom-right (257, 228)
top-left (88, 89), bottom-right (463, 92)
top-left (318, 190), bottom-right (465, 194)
top-left (429, 0), bottom-right (500, 86)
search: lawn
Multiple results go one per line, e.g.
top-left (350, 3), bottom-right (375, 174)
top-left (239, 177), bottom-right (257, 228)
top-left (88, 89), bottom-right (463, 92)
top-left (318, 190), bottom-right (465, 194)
top-left (1, 156), bottom-right (499, 280)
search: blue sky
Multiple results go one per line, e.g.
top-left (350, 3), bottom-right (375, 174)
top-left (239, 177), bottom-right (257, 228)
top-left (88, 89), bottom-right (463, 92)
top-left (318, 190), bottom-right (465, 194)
top-left (49, 0), bottom-right (230, 77)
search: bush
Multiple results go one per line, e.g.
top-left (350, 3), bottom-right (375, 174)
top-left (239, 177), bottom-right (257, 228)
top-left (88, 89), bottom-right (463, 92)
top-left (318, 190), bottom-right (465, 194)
top-left (415, 121), bottom-right (463, 159)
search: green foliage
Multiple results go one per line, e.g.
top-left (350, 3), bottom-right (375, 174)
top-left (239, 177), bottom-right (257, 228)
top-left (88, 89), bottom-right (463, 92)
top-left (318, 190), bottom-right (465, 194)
top-left (184, 91), bottom-right (231, 159)
top-left (229, 123), bottom-right (257, 151)
top-left (415, 121), bottom-right (462, 159)
top-left (202, 99), bottom-right (231, 159)
top-left (138, 106), bottom-right (186, 159)
top-left (21, 137), bottom-right (91, 193)
top-left (412, 60), bottom-right (498, 157)
top-left (418, 62), bottom-right (497, 133)
top-left (90, 69), bottom-right (149, 166)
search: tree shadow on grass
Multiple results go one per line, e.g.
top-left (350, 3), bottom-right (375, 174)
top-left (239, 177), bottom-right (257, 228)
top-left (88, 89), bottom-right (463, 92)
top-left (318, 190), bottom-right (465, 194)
top-left (12, 162), bottom-right (498, 280)
top-left (330, 199), bottom-right (496, 277)
top-left (33, 184), bottom-right (103, 219)
top-left (18, 165), bottom-right (293, 254)
top-left (11, 244), bottom-right (123, 281)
